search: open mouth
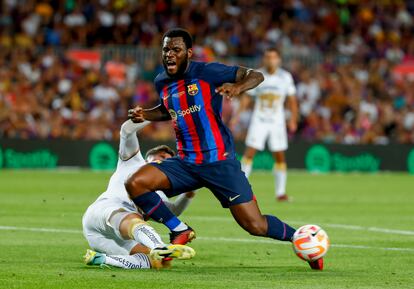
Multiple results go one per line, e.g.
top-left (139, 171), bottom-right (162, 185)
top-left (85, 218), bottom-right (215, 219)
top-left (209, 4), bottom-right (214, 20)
top-left (166, 60), bottom-right (177, 70)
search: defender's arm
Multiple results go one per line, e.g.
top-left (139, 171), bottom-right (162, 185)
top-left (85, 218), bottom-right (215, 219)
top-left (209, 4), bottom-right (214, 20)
top-left (156, 191), bottom-right (195, 217)
top-left (119, 119), bottom-right (150, 161)
top-left (286, 95), bottom-right (298, 133)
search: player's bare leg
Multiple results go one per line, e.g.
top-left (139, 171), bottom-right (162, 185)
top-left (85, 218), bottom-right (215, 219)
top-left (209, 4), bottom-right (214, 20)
top-left (115, 213), bottom-right (164, 252)
top-left (125, 165), bottom-right (195, 244)
top-left (229, 200), bottom-right (294, 240)
top-left (241, 146), bottom-right (257, 178)
top-left (272, 151), bottom-right (289, 201)
top-left (117, 213), bottom-right (194, 259)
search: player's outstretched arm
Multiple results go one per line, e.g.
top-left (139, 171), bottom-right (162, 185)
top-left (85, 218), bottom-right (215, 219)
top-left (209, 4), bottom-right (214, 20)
top-left (128, 104), bottom-right (171, 122)
top-left (216, 67), bottom-right (264, 99)
top-left (156, 191), bottom-right (195, 217)
top-left (119, 119), bottom-right (150, 161)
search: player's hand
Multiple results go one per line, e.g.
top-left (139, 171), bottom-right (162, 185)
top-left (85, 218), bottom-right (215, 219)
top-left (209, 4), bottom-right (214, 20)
top-left (215, 83), bottom-right (242, 99)
top-left (128, 106), bottom-right (145, 123)
top-left (288, 119), bottom-right (297, 133)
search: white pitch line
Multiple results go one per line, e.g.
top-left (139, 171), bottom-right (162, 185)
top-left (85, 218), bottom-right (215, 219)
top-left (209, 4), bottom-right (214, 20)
top-left (0, 225), bottom-right (413, 253)
top-left (0, 226), bottom-right (81, 234)
top-left (189, 216), bottom-right (414, 236)
top-left (195, 236), bottom-right (414, 252)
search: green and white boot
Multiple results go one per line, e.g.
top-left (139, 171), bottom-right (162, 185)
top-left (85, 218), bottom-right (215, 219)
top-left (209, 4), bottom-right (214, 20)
top-left (84, 249), bottom-right (106, 266)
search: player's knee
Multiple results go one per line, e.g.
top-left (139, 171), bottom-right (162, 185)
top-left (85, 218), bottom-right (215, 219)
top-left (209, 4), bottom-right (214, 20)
top-left (244, 219), bottom-right (267, 236)
top-left (125, 174), bottom-right (150, 197)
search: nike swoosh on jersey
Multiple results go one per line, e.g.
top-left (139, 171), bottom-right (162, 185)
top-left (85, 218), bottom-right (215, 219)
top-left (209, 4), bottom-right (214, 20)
top-left (229, 195), bottom-right (240, 202)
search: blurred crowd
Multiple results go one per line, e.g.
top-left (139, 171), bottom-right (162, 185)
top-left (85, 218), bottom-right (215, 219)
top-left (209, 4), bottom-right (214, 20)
top-left (1, 0), bottom-right (414, 144)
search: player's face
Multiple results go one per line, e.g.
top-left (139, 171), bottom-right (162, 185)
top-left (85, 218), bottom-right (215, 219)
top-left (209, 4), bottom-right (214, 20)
top-left (146, 152), bottom-right (173, 163)
top-left (162, 37), bottom-right (192, 76)
top-left (263, 51), bottom-right (280, 71)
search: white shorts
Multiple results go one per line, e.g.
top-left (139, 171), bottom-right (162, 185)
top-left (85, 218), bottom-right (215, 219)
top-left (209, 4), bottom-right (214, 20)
top-left (245, 116), bottom-right (288, 152)
top-left (82, 197), bottom-right (138, 255)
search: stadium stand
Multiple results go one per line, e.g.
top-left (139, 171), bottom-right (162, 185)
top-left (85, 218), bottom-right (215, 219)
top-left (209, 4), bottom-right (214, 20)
top-left (1, 0), bottom-right (413, 143)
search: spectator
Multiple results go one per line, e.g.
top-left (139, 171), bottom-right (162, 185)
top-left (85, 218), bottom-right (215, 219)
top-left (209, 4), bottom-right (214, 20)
top-left (0, 0), bottom-right (413, 144)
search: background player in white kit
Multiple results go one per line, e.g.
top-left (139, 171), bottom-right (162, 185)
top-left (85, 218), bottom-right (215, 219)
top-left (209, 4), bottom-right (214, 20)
top-left (82, 119), bottom-right (195, 269)
top-left (238, 48), bottom-right (298, 201)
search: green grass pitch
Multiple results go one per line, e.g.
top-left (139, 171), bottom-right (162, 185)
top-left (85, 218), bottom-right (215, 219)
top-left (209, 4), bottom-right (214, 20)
top-left (0, 170), bottom-right (413, 289)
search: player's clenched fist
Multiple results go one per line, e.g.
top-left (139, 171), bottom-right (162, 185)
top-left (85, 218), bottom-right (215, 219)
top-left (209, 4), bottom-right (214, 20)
top-left (215, 83), bottom-right (242, 99)
top-left (128, 106), bottom-right (145, 123)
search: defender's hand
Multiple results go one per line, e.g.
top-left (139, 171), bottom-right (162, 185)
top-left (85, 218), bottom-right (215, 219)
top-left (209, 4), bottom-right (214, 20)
top-left (215, 83), bottom-right (242, 99)
top-left (128, 106), bottom-right (145, 123)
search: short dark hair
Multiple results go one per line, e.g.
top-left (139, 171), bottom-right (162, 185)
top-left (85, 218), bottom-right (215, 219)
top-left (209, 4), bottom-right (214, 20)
top-left (162, 28), bottom-right (193, 49)
top-left (145, 145), bottom-right (176, 160)
top-left (264, 47), bottom-right (280, 55)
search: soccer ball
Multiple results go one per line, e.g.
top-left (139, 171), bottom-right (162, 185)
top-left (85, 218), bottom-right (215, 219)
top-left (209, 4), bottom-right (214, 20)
top-left (292, 224), bottom-right (329, 262)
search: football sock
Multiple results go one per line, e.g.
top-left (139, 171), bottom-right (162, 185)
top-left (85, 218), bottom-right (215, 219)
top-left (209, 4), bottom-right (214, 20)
top-left (274, 162), bottom-right (287, 197)
top-left (131, 192), bottom-right (187, 232)
top-left (170, 221), bottom-right (188, 232)
top-left (241, 157), bottom-right (253, 178)
top-left (265, 215), bottom-right (296, 241)
top-left (129, 220), bottom-right (166, 250)
top-left (104, 253), bottom-right (151, 269)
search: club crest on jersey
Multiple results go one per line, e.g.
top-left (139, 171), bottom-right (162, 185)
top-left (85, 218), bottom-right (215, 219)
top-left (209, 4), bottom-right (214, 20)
top-left (187, 83), bottom-right (199, 96)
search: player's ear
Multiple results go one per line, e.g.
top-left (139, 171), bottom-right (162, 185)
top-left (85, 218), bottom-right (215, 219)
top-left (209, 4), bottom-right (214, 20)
top-left (187, 48), bottom-right (193, 59)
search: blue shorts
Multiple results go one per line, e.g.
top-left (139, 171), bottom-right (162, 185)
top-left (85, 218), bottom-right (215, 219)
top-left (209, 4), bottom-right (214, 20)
top-left (150, 157), bottom-right (254, 208)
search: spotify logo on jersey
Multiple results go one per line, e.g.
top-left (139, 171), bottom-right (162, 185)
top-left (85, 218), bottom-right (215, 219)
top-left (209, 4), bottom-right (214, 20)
top-left (169, 105), bottom-right (202, 121)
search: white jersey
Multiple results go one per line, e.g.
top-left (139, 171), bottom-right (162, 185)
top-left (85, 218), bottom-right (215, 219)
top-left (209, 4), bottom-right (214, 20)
top-left (96, 152), bottom-right (145, 206)
top-left (248, 68), bottom-right (296, 124)
top-left (245, 68), bottom-right (296, 152)
top-left (83, 120), bottom-right (194, 255)
top-left (82, 151), bottom-right (145, 255)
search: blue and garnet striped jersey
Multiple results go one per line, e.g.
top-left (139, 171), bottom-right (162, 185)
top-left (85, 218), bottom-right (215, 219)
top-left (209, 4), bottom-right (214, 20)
top-left (154, 61), bottom-right (239, 164)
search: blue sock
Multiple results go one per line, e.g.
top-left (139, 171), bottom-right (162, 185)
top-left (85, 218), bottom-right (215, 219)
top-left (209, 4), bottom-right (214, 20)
top-left (131, 192), bottom-right (181, 231)
top-left (265, 215), bottom-right (296, 241)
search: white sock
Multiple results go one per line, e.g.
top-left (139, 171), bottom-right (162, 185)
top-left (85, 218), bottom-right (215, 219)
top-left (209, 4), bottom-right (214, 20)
top-left (274, 163), bottom-right (287, 197)
top-left (171, 222), bottom-right (188, 232)
top-left (241, 157), bottom-right (253, 178)
top-left (131, 224), bottom-right (166, 249)
top-left (104, 253), bottom-right (151, 269)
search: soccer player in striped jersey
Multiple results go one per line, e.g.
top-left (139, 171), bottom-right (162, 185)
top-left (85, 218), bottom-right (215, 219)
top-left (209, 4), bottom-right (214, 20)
top-left (125, 28), bottom-right (323, 270)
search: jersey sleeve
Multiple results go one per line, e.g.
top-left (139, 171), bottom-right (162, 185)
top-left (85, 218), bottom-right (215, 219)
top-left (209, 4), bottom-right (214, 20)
top-left (153, 74), bottom-right (164, 98)
top-left (286, 73), bottom-right (296, 96)
top-left (201, 62), bottom-right (238, 86)
top-left (153, 74), bottom-right (170, 110)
